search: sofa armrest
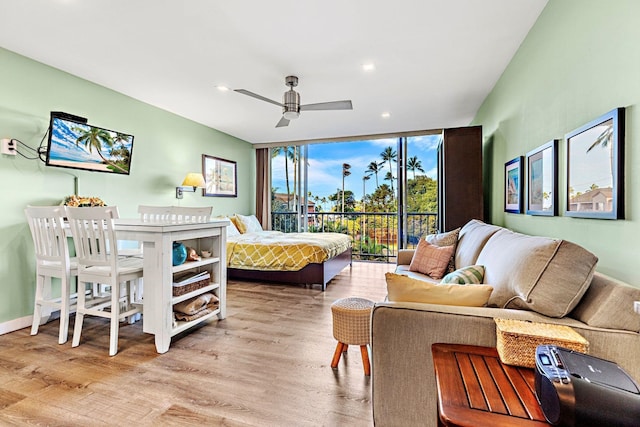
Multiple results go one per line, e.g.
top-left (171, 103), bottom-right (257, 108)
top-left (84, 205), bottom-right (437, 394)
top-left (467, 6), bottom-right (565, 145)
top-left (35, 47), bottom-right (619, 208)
top-left (370, 302), bottom-right (584, 427)
top-left (397, 249), bottom-right (415, 266)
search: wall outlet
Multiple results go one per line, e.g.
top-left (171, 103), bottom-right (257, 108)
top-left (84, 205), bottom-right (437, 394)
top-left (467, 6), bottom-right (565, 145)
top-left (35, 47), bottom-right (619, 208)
top-left (1, 138), bottom-right (16, 156)
top-left (635, 301), bottom-right (640, 315)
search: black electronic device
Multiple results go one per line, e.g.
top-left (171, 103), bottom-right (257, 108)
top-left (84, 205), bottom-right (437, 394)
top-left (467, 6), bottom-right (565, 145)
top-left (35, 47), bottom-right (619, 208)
top-left (535, 345), bottom-right (640, 426)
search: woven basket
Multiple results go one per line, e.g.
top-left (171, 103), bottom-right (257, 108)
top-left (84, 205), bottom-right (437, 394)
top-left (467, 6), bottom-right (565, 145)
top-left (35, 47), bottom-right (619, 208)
top-left (172, 278), bottom-right (210, 297)
top-left (495, 318), bottom-right (589, 368)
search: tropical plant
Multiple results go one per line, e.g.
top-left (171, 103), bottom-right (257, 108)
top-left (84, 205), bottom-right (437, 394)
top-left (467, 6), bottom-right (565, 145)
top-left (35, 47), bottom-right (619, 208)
top-left (380, 146), bottom-right (397, 194)
top-left (342, 163), bottom-right (351, 213)
top-left (407, 155), bottom-right (425, 179)
top-left (73, 126), bottom-right (129, 173)
top-left (366, 160), bottom-right (384, 187)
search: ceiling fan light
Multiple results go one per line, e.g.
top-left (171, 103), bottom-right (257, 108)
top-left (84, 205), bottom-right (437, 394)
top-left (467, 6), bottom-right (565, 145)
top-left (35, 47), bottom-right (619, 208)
top-left (283, 110), bottom-right (300, 120)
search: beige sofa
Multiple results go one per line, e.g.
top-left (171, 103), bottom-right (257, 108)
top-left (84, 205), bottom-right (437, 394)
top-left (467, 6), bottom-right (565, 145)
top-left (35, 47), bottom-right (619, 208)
top-left (371, 220), bottom-right (640, 427)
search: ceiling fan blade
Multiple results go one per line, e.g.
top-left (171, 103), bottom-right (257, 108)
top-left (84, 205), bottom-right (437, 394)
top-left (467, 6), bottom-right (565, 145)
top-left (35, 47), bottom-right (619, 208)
top-left (300, 100), bottom-right (353, 111)
top-left (234, 89), bottom-right (283, 107)
top-left (276, 116), bottom-right (290, 128)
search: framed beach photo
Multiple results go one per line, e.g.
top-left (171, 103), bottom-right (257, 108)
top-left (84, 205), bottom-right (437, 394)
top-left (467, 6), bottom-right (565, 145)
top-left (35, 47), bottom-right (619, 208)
top-left (526, 140), bottom-right (558, 216)
top-left (202, 154), bottom-right (237, 197)
top-left (565, 108), bottom-right (624, 219)
top-left (505, 156), bottom-right (523, 214)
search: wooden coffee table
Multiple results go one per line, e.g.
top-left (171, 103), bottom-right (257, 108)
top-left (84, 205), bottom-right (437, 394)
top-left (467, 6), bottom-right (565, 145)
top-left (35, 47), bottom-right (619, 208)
top-left (432, 343), bottom-right (550, 426)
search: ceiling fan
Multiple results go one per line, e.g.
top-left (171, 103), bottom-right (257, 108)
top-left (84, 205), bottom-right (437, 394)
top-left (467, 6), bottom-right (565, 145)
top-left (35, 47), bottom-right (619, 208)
top-left (234, 75), bottom-right (353, 128)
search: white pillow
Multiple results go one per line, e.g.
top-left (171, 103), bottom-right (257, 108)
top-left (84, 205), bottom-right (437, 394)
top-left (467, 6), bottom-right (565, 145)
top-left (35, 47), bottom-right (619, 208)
top-left (233, 214), bottom-right (263, 234)
top-left (215, 216), bottom-right (241, 237)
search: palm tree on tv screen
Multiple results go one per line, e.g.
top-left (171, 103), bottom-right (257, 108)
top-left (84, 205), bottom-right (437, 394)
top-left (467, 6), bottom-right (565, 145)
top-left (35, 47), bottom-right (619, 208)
top-left (73, 126), bottom-right (129, 173)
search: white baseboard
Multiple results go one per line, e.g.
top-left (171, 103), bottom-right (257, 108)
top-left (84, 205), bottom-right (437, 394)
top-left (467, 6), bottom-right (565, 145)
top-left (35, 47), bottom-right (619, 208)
top-left (0, 315), bottom-right (33, 335)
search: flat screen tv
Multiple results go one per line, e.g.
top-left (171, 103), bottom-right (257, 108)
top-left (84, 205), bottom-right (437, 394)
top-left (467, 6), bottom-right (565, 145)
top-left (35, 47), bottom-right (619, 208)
top-left (45, 112), bottom-right (134, 175)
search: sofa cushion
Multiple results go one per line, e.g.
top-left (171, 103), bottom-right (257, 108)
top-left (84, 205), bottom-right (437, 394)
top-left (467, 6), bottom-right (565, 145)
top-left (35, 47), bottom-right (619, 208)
top-left (477, 229), bottom-right (598, 318)
top-left (395, 264), bottom-right (440, 283)
top-left (409, 240), bottom-right (455, 280)
top-left (441, 265), bottom-right (484, 285)
top-left (385, 272), bottom-right (493, 307)
top-left (455, 219), bottom-right (501, 269)
top-left (571, 272), bottom-right (640, 333)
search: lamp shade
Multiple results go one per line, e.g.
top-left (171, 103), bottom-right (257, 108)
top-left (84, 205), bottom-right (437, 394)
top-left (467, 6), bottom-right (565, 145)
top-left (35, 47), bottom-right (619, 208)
top-left (182, 173), bottom-right (205, 188)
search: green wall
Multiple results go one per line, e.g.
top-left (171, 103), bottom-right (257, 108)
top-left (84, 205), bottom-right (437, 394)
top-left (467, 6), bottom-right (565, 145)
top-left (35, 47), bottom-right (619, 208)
top-left (473, 0), bottom-right (639, 284)
top-left (0, 47), bottom-right (254, 327)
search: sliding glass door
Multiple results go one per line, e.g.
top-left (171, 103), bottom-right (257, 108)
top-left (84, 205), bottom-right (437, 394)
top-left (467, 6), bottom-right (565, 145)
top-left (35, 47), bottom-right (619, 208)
top-left (270, 132), bottom-right (441, 260)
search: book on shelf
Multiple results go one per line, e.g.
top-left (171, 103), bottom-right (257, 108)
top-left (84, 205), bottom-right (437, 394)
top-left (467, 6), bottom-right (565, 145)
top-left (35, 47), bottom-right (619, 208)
top-left (173, 271), bottom-right (210, 287)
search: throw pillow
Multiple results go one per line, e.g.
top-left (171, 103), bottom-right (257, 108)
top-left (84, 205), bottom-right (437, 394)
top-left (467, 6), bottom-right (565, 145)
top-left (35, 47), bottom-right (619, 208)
top-left (441, 265), bottom-right (485, 285)
top-left (409, 239), bottom-right (456, 280)
top-left (226, 218), bottom-right (241, 237)
top-left (425, 227), bottom-right (460, 247)
top-left (385, 272), bottom-right (493, 307)
top-left (425, 227), bottom-right (461, 272)
top-left (233, 214), bottom-right (263, 234)
top-left (215, 216), bottom-right (241, 237)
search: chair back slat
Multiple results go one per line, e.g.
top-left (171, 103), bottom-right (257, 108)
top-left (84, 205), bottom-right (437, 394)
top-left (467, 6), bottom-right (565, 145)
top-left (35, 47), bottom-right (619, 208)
top-left (137, 205), bottom-right (212, 222)
top-left (24, 206), bottom-right (69, 266)
top-left (65, 206), bottom-right (120, 270)
top-left (138, 205), bottom-right (173, 222)
top-left (171, 206), bottom-right (212, 222)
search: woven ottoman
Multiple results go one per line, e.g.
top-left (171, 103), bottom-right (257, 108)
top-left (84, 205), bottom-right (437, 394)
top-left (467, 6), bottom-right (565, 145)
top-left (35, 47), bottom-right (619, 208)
top-left (330, 297), bottom-right (375, 376)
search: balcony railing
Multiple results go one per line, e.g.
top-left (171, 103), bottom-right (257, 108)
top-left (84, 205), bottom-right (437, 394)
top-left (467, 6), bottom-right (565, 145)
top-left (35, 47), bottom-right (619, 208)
top-left (272, 211), bottom-right (438, 263)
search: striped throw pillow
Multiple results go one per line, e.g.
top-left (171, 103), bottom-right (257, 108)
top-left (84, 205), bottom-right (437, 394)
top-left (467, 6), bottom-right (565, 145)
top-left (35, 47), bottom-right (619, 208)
top-left (440, 265), bottom-right (485, 285)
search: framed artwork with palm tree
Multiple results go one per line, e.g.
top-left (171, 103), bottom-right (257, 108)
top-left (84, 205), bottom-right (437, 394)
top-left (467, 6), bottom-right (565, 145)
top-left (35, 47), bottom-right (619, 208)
top-left (526, 139), bottom-right (558, 216)
top-left (505, 156), bottom-right (523, 214)
top-left (565, 108), bottom-right (625, 219)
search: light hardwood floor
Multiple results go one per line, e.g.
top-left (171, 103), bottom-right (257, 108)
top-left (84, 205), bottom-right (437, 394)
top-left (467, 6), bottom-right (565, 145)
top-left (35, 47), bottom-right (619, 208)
top-left (0, 261), bottom-right (394, 426)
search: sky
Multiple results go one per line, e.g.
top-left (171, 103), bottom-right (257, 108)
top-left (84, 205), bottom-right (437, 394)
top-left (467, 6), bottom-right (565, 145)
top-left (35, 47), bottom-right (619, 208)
top-left (271, 134), bottom-right (441, 206)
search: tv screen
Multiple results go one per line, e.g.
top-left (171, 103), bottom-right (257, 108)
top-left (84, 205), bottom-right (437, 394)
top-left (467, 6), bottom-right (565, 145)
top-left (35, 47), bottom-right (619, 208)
top-left (45, 113), bottom-right (134, 175)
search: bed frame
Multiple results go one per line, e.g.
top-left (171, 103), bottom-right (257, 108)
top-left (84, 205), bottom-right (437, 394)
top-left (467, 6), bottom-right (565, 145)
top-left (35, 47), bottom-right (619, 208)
top-left (227, 248), bottom-right (352, 291)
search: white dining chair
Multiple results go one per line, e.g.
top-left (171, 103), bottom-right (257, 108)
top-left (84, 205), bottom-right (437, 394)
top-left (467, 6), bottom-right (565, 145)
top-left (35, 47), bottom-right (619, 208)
top-left (171, 206), bottom-right (212, 222)
top-left (138, 205), bottom-right (174, 222)
top-left (65, 206), bottom-right (144, 356)
top-left (24, 205), bottom-right (78, 344)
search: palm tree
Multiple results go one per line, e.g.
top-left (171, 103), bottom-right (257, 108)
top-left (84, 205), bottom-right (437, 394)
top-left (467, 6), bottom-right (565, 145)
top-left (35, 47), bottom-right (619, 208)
top-left (366, 161), bottom-right (384, 187)
top-left (272, 147), bottom-right (293, 210)
top-left (380, 146), bottom-right (397, 193)
top-left (73, 126), bottom-right (130, 173)
top-left (407, 155), bottom-right (425, 179)
top-left (342, 163), bottom-right (351, 214)
top-left (384, 171), bottom-right (395, 190)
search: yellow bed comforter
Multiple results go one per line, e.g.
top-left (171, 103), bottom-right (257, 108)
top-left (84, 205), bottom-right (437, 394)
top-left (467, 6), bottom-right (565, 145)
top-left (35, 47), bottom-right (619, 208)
top-left (227, 231), bottom-right (351, 271)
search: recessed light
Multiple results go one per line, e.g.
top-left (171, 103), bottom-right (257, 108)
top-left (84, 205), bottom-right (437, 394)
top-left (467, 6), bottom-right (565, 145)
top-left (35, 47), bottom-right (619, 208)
top-left (216, 85), bottom-right (230, 92)
top-left (381, 112), bottom-right (391, 118)
top-left (362, 63), bottom-right (376, 72)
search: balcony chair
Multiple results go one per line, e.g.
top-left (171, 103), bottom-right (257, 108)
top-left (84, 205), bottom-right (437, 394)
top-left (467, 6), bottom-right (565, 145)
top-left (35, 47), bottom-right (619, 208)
top-left (65, 206), bottom-right (144, 356)
top-left (24, 205), bottom-right (78, 344)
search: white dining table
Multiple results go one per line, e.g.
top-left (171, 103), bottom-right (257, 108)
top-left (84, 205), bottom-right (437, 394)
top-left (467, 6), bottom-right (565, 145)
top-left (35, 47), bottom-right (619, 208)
top-left (114, 218), bottom-right (228, 353)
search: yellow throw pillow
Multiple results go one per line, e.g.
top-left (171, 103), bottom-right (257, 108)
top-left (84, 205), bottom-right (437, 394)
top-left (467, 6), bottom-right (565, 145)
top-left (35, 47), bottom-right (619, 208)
top-left (385, 272), bottom-right (493, 307)
top-left (232, 214), bottom-right (264, 234)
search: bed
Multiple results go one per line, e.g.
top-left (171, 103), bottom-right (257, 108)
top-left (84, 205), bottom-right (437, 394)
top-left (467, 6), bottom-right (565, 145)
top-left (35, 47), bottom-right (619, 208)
top-left (226, 229), bottom-right (352, 291)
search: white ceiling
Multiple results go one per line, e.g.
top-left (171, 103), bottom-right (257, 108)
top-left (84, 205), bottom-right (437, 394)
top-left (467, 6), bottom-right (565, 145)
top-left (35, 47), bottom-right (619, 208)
top-left (0, 0), bottom-right (547, 144)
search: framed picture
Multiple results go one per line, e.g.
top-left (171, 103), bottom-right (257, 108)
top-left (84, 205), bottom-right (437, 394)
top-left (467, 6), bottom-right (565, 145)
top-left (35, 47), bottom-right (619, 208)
top-left (526, 140), bottom-right (558, 216)
top-left (565, 108), bottom-right (624, 219)
top-left (504, 156), bottom-right (523, 214)
top-left (202, 154), bottom-right (237, 197)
